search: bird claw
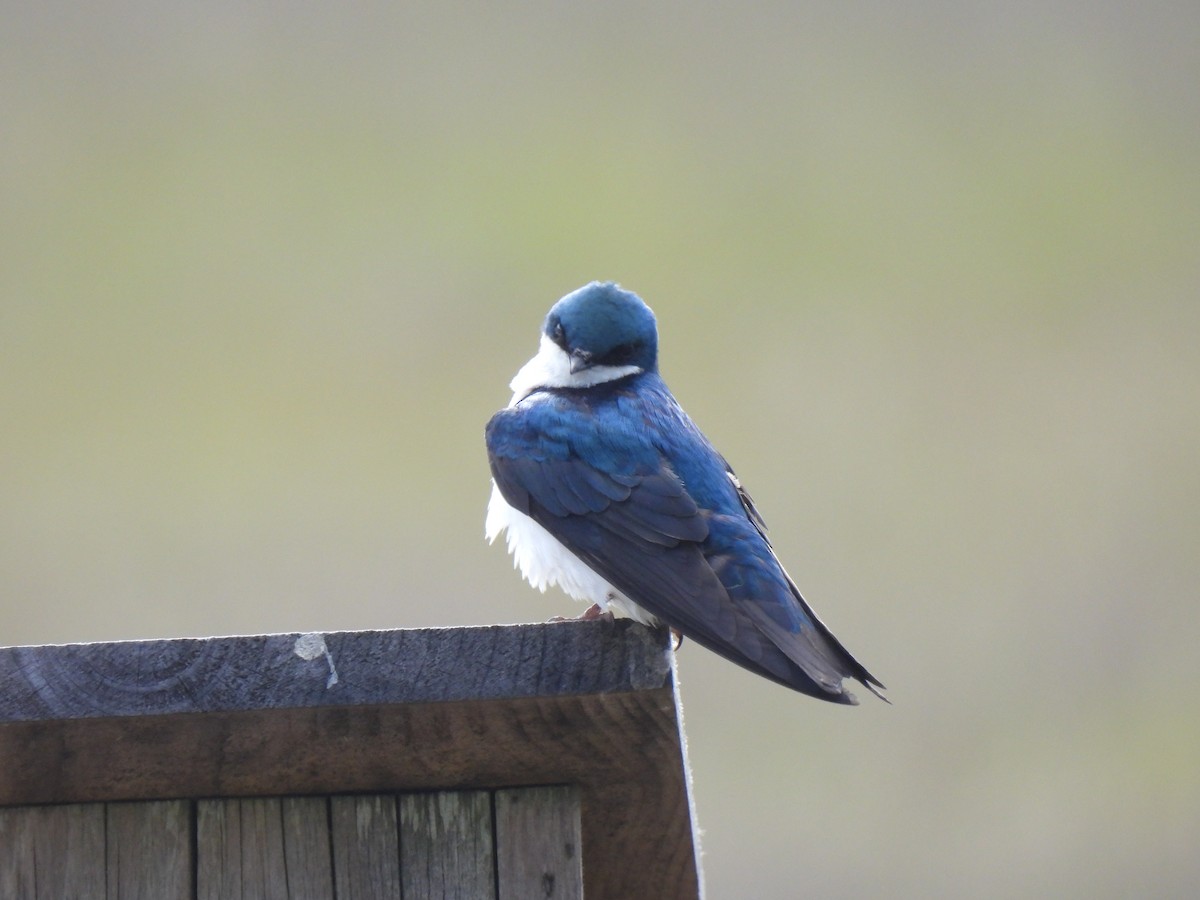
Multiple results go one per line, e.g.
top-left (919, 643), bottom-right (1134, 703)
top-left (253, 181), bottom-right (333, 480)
top-left (548, 603), bottom-right (614, 623)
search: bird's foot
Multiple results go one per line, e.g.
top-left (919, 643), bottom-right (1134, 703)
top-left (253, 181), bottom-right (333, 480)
top-left (652, 622), bottom-right (685, 650)
top-left (548, 603), bottom-right (614, 623)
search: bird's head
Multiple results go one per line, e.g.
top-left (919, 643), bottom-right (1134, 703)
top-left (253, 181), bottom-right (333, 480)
top-left (545, 282), bottom-right (659, 375)
top-left (508, 282), bottom-right (659, 400)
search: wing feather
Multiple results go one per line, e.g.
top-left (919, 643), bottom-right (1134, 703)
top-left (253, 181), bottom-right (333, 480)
top-left (486, 395), bottom-right (885, 703)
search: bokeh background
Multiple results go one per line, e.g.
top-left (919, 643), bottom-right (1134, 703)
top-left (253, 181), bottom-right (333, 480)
top-left (3, 2), bottom-right (1197, 897)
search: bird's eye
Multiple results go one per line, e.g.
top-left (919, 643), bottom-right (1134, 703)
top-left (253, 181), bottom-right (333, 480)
top-left (552, 321), bottom-right (566, 347)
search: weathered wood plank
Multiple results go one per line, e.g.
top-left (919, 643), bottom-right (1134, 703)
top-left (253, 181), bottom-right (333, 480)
top-left (0, 621), bottom-right (702, 900)
top-left (0, 806), bottom-right (34, 899)
top-left (280, 797), bottom-right (336, 900)
top-left (495, 786), bottom-right (582, 900)
top-left (331, 795), bottom-right (401, 899)
top-left (238, 798), bottom-right (290, 899)
top-left (399, 790), bottom-right (496, 900)
top-left (197, 798), bottom-right (243, 900)
top-left (0, 620), bottom-right (670, 723)
top-left (106, 800), bottom-right (191, 900)
top-left (198, 797), bottom-right (333, 900)
top-left (0, 803), bottom-right (105, 900)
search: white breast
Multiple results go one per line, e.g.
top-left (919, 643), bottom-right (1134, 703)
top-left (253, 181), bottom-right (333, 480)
top-left (508, 333), bottom-right (643, 403)
top-left (485, 480), bottom-right (659, 626)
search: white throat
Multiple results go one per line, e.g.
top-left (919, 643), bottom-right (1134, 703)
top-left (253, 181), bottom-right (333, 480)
top-left (507, 334), bottom-right (643, 406)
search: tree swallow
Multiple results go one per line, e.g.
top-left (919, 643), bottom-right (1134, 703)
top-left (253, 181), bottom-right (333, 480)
top-left (485, 282), bottom-right (885, 704)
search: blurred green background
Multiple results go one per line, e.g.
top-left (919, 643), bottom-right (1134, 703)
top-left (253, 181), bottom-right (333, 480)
top-left (3, 2), bottom-right (1197, 897)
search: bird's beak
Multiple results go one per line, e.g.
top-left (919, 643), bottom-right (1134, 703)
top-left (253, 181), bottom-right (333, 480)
top-left (569, 350), bottom-right (594, 373)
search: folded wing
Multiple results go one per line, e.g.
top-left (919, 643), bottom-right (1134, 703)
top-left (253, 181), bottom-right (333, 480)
top-left (487, 405), bottom-right (885, 703)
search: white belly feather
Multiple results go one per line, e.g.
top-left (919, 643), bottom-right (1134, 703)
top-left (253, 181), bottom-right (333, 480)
top-left (485, 481), bottom-right (659, 626)
top-left (486, 333), bottom-right (659, 626)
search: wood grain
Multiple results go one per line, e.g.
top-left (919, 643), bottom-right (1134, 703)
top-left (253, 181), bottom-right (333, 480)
top-left (280, 797), bottom-right (337, 900)
top-left (399, 790), bottom-right (496, 900)
top-left (0, 803), bottom-right (105, 900)
top-left (495, 786), bottom-right (582, 900)
top-left (0, 621), bottom-right (701, 899)
top-left (0, 620), bottom-right (671, 723)
top-left (197, 797), bottom-right (333, 900)
top-left (331, 795), bottom-right (401, 899)
top-left (105, 800), bottom-right (191, 900)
